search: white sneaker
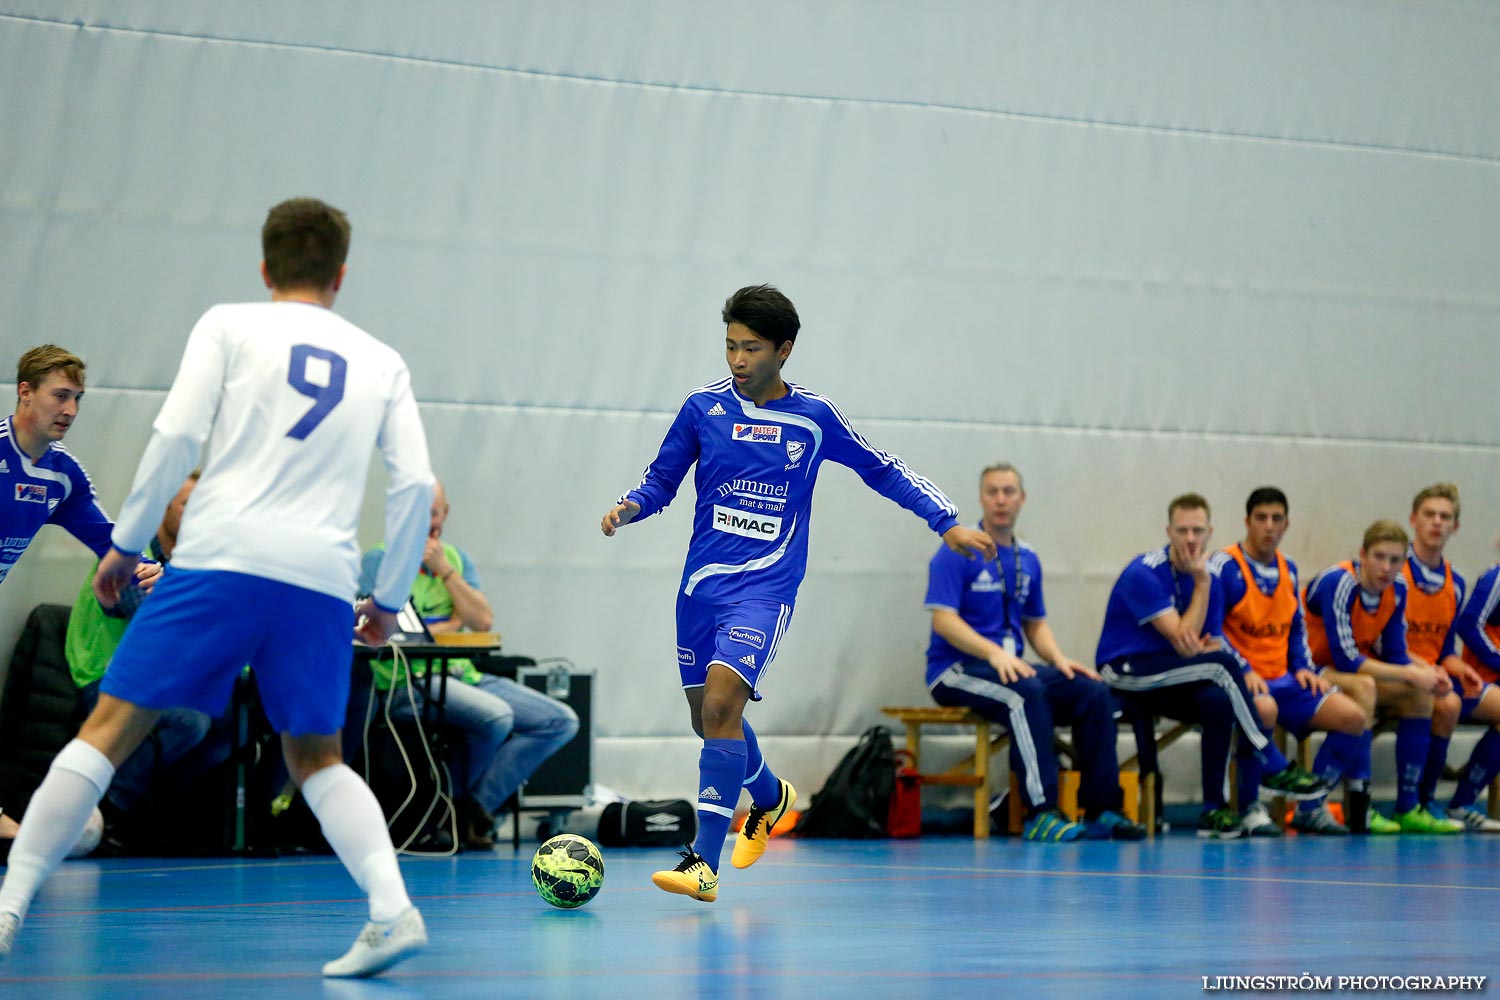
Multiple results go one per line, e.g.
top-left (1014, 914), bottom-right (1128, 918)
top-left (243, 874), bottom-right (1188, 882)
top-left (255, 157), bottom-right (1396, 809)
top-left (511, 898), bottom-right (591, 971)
top-left (322, 906), bottom-right (426, 978)
top-left (1239, 802), bottom-right (1282, 838)
top-left (0, 911), bottom-right (19, 961)
top-left (1447, 806), bottom-right (1500, 833)
top-left (1290, 803), bottom-right (1350, 836)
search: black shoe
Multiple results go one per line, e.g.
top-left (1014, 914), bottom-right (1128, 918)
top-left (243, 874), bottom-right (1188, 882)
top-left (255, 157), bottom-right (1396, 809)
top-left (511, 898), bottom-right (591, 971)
top-left (411, 823), bottom-right (455, 853)
top-left (458, 799), bottom-right (494, 850)
top-left (1259, 764), bottom-right (1331, 801)
top-left (1197, 807), bottom-right (1247, 840)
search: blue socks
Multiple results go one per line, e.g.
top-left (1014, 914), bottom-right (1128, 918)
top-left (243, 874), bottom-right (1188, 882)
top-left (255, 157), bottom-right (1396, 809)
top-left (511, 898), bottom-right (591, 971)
top-left (1395, 718), bottom-right (1430, 813)
top-left (1419, 733), bottom-right (1451, 809)
top-left (1237, 729), bottom-right (1268, 810)
top-left (1302, 730), bottom-right (1362, 813)
top-left (1451, 728), bottom-right (1500, 811)
top-left (1352, 730), bottom-right (1373, 781)
top-left (741, 720), bottom-right (783, 808)
top-left (692, 738), bottom-right (747, 872)
top-left (1255, 740), bottom-right (1290, 775)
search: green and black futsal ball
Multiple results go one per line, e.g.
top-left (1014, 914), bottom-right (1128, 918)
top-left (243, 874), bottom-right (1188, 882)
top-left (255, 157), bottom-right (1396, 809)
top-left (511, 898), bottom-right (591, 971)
top-left (531, 834), bottom-right (605, 908)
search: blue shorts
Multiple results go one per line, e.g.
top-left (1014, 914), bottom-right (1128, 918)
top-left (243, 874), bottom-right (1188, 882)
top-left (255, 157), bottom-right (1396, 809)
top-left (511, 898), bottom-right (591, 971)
top-left (1461, 683), bottom-right (1497, 721)
top-left (1264, 672), bottom-right (1331, 736)
top-left (101, 567), bottom-right (354, 736)
top-left (675, 591), bottom-right (793, 699)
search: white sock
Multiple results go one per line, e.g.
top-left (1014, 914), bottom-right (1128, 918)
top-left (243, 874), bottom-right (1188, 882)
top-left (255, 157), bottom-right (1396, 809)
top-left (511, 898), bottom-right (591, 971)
top-left (301, 763), bottom-right (412, 922)
top-left (0, 740), bottom-right (114, 922)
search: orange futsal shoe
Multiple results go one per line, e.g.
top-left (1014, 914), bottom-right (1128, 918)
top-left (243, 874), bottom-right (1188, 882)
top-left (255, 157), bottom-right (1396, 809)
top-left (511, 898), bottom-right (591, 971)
top-left (651, 847), bottom-right (719, 902)
top-left (731, 778), bottom-right (797, 869)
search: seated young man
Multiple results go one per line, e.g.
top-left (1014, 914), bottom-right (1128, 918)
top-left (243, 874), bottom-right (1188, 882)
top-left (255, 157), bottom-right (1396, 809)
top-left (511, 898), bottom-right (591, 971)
top-left (925, 463), bottom-right (1144, 842)
top-left (63, 473), bottom-right (232, 848)
top-left (1213, 487), bottom-right (1374, 837)
top-left (1304, 519), bottom-right (1462, 833)
top-left (1096, 493), bottom-right (1327, 839)
top-left (1410, 484), bottom-right (1500, 832)
top-left (2, 474), bottom-right (224, 858)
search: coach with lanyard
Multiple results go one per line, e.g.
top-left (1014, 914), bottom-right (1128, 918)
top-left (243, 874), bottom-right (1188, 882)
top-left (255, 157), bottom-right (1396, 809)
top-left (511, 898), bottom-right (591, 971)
top-left (925, 463), bottom-right (1144, 842)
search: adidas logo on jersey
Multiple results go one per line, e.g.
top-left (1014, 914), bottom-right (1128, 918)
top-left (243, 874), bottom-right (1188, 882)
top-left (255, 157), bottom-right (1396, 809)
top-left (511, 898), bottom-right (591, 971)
top-left (0, 459), bottom-right (8, 473)
top-left (739, 653), bottom-right (756, 668)
top-left (707, 403), bottom-right (726, 416)
top-left (699, 786), bottom-right (723, 801)
top-left (977, 569), bottom-right (992, 582)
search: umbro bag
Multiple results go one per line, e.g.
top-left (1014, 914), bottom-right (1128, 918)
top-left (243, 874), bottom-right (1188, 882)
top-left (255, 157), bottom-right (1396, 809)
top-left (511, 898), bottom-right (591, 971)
top-left (597, 799), bottom-right (698, 847)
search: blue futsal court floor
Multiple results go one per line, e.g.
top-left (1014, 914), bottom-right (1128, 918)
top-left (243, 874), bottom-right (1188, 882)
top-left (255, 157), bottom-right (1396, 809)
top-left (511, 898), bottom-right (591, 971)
top-left (2, 834), bottom-right (1495, 999)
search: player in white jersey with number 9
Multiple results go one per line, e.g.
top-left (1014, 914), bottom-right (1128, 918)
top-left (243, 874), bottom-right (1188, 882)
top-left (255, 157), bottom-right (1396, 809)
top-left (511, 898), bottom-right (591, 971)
top-left (0, 198), bottom-right (436, 978)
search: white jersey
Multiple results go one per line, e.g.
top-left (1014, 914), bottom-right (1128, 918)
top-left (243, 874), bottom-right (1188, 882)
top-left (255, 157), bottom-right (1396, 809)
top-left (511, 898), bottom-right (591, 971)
top-left (113, 301), bottom-right (434, 610)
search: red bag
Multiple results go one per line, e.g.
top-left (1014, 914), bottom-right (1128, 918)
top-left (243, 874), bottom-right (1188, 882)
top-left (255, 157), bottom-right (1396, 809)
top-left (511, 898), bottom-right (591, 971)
top-left (887, 750), bottom-right (923, 838)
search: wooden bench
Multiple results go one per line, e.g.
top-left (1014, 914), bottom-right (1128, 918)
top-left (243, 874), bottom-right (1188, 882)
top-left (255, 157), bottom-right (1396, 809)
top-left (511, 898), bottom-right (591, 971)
top-left (1117, 718), bottom-right (1193, 837)
top-left (880, 706), bottom-right (999, 838)
top-left (883, 704), bottom-right (1179, 838)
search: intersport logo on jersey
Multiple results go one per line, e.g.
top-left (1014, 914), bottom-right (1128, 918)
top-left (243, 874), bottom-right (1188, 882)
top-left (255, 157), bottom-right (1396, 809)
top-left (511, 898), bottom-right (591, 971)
top-left (712, 504), bottom-right (782, 539)
top-left (733, 423), bottom-right (782, 444)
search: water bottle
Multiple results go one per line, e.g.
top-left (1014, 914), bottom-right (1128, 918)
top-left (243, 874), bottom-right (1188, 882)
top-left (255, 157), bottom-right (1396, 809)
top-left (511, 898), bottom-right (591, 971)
top-left (546, 662), bottom-right (571, 700)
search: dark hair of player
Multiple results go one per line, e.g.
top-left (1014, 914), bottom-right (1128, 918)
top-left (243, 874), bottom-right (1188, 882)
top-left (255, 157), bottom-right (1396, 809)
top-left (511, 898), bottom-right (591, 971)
top-left (262, 197), bottom-right (351, 291)
top-left (1245, 486), bottom-right (1288, 517)
top-left (722, 284), bottom-right (800, 349)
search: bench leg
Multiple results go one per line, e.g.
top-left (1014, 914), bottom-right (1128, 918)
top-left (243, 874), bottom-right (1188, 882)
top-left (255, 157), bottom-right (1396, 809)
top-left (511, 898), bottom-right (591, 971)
top-left (974, 720), bottom-right (990, 839)
top-left (904, 721), bottom-right (922, 771)
top-left (1490, 776), bottom-right (1500, 820)
top-left (1142, 772), bottom-right (1157, 839)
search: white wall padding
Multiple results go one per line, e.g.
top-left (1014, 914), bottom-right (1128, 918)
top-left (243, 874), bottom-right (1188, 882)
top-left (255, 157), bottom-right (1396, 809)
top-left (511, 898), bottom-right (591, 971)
top-left (2, 2), bottom-right (1497, 801)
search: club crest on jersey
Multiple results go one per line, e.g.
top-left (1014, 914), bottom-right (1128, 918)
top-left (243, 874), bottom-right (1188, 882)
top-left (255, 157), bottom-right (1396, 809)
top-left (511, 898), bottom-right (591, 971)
top-left (733, 423), bottom-right (782, 444)
top-left (713, 504), bottom-right (782, 539)
top-left (14, 484), bottom-right (45, 504)
top-left (729, 626), bottom-right (766, 649)
top-left (786, 440), bottom-right (805, 463)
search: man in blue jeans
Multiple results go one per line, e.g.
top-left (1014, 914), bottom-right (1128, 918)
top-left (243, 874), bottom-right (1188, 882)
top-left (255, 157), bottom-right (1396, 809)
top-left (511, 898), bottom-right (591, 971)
top-left (361, 479), bottom-right (578, 848)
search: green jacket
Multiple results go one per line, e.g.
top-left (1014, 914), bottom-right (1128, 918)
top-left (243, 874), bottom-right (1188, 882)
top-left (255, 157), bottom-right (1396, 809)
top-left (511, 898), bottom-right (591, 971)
top-left (368, 542), bottom-right (484, 691)
top-left (65, 562), bottom-right (128, 689)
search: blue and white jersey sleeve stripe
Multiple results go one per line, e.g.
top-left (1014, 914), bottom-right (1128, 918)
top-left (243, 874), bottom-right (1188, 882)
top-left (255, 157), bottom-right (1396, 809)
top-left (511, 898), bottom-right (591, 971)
top-left (623, 384), bottom-right (719, 522)
top-left (1459, 565), bottom-right (1500, 668)
top-left (49, 446), bottom-right (113, 557)
top-left (802, 390), bottom-right (958, 535)
top-left (1327, 571), bottom-right (1366, 671)
top-left (1285, 560), bottom-right (1315, 675)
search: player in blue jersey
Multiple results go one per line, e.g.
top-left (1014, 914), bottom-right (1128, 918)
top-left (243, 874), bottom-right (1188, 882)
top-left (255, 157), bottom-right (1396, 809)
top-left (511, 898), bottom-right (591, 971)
top-left (601, 285), bottom-right (995, 902)
top-left (1096, 493), bottom-right (1328, 838)
top-left (1452, 555), bottom-right (1500, 829)
top-left (0, 198), bottom-right (436, 976)
top-left (926, 462), bottom-right (1144, 841)
top-left (1212, 487), bottom-right (1375, 837)
top-left (1399, 484), bottom-right (1480, 829)
top-left (1, 346), bottom-right (120, 585)
top-left (0, 345), bottom-right (158, 854)
top-left (1303, 520), bottom-right (1461, 834)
